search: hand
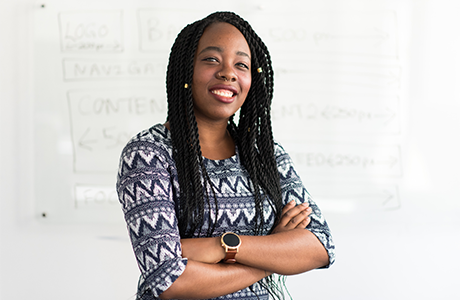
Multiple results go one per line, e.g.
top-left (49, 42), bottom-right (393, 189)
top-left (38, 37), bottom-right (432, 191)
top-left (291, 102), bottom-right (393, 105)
top-left (181, 237), bottom-right (224, 264)
top-left (271, 200), bottom-right (312, 234)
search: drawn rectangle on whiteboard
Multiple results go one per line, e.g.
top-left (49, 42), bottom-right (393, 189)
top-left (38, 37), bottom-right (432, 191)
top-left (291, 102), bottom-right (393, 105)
top-left (62, 59), bottom-right (166, 81)
top-left (311, 184), bottom-right (400, 213)
top-left (67, 88), bottom-right (167, 173)
top-left (253, 10), bottom-right (398, 58)
top-left (58, 10), bottom-right (124, 52)
top-left (74, 184), bottom-right (118, 207)
top-left (285, 142), bottom-right (402, 177)
top-left (275, 61), bottom-right (401, 90)
top-left (137, 9), bottom-right (206, 52)
top-left (272, 93), bottom-right (400, 135)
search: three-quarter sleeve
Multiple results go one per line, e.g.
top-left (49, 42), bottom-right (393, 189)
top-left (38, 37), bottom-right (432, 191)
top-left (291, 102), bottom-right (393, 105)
top-left (116, 134), bottom-right (187, 298)
top-left (274, 142), bottom-right (336, 267)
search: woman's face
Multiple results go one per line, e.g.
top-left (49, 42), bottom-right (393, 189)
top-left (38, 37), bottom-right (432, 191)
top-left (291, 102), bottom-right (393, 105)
top-left (192, 22), bottom-right (251, 125)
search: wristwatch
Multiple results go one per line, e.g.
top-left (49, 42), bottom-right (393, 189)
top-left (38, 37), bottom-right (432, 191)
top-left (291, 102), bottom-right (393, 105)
top-left (221, 232), bottom-right (241, 263)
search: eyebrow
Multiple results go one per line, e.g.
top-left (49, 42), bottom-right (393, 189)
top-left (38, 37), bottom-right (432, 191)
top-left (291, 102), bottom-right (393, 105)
top-left (198, 46), bottom-right (250, 59)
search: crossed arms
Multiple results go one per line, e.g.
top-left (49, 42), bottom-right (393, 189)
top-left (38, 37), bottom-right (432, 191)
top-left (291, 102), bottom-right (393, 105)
top-left (160, 200), bottom-right (330, 299)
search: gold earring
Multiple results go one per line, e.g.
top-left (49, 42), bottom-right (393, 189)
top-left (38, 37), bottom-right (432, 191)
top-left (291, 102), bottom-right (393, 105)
top-left (184, 83), bottom-right (189, 89)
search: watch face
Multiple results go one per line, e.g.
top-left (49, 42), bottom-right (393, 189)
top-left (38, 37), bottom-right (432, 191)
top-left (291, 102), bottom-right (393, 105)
top-left (223, 233), bottom-right (240, 247)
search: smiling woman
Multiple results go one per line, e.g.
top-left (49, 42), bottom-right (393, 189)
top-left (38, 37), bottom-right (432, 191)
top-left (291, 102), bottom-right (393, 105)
top-left (191, 22), bottom-right (252, 160)
top-left (116, 11), bottom-right (335, 300)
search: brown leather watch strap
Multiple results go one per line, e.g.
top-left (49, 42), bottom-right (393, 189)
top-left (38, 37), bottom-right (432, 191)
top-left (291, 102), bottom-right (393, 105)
top-left (223, 248), bottom-right (237, 263)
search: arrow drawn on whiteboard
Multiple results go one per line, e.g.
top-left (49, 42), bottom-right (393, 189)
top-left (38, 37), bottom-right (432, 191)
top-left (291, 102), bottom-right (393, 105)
top-left (386, 68), bottom-right (401, 87)
top-left (275, 65), bottom-right (401, 88)
top-left (111, 40), bottom-right (122, 50)
top-left (319, 106), bottom-right (396, 125)
top-left (315, 188), bottom-right (400, 211)
top-left (79, 128), bottom-right (97, 151)
top-left (381, 190), bottom-right (397, 207)
top-left (313, 27), bottom-right (390, 47)
top-left (373, 107), bottom-right (396, 125)
top-left (345, 190), bottom-right (397, 207)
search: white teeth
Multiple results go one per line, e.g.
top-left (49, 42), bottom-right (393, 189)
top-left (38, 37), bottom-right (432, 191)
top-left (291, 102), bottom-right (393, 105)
top-left (211, 89), bottom-right (234, 97)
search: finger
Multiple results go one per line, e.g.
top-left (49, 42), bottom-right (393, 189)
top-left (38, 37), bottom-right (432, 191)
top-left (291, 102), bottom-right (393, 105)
top-left (299, 207), bottom-right (313, 228)
top-left (296, 216), bottom-right (311, 229)
top-left (279, 202), bottom-right (297, 224)
top-left (279, 203), bottom-right (310, 227)
top-left (287, 208), bottom-right (311, 228)
top-left (284, 202), bottom-right (310, 218)
top-left (281, 200), bottom-right (310, 215)
top-left (281, 200), bottom-right (296, 216)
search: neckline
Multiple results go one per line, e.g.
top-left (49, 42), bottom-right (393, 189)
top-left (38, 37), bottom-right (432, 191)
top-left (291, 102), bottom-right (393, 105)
top-left (157, 123), bottom-right (238, 163)
top-left (202, 145), bottom-right (239, 163)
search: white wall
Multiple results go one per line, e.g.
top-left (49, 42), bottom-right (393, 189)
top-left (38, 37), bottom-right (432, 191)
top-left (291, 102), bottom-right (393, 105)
top-left (1, 0), bottom-right (459, 299)
top-left (0, 1), bottom-right (139, 299)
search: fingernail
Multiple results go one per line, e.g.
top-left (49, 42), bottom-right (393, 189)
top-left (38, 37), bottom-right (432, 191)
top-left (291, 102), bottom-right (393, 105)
top-left (301, 202), bottom-right (309, 207)
top-left (290, 200), bottom-right (296, 205)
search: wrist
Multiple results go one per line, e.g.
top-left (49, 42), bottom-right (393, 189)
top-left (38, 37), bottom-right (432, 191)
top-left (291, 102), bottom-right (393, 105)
top-left (220, 232), bottom-right (242, 263)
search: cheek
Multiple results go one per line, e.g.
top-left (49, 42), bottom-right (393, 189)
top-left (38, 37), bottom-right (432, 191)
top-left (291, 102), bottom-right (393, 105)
top-left (241, 75), bottom-right (252, 96)
top-left (191, 66), bottom-right (201, 86)
top-left (191, 67), bottom-right (207, 99)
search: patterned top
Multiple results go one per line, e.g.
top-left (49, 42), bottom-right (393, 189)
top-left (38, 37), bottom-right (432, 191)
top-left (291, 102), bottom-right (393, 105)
top-left (116, 124), bottom-right (335, 300)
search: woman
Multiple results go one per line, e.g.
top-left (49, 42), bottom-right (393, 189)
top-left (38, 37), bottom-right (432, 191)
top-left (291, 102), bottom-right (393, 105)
top-left (117, 11), bottom-right (335, 300)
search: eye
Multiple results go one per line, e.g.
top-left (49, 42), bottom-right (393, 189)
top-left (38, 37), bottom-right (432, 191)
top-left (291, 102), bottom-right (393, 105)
top-left (236, 62), bottom-right (249, 70)
top-left (203, 57), bottom-right (219, 63)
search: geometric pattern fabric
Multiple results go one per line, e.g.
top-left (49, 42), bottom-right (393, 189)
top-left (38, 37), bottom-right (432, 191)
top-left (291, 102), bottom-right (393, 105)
top-left (117, 124), bottom-right (335, 299)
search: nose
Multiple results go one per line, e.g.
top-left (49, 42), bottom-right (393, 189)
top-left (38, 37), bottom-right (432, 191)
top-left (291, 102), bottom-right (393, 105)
top-left (216, 64), bottom-right (237, 82)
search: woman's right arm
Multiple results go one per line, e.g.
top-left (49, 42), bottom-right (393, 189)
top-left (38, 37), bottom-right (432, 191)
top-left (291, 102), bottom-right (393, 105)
top-left (160, 261), bottom-right (268, 299)
top-left (117, 132), bottom-right (269, 299)
top-left (161, 199), bottom-right (316, 299)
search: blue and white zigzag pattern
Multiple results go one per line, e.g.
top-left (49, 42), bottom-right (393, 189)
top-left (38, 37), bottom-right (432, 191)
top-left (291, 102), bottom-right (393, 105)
top-left (117, 124), bottom-right (335, 299)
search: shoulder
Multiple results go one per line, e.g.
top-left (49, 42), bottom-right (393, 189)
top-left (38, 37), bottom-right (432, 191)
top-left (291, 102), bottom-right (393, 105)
top-left (273, 140), bottom-right (300, 180)
top-left (118, 124), bottom-right (175, 178)
top-left (121, 123), bottom-right (173, 162)
top-left (273, 140), bottom-right (290, 161)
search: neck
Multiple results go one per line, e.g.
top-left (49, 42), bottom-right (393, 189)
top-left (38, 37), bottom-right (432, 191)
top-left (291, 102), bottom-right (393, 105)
top-left (196, 119), bottom-right (235, 160)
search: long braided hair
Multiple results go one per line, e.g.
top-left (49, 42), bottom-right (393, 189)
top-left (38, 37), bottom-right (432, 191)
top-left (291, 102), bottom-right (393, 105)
top-left (166, 11), bottom-right (287, 298)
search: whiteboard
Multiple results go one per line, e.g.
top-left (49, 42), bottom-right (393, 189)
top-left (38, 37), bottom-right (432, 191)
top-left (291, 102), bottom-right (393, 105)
top-left (28, 0), bottom-right (460, 299)
top-left (34, 1), bottom-right (406, 221)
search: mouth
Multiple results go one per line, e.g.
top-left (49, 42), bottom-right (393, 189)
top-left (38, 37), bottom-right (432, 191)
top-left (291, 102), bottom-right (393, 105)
top-left (211, 89), bottom-right (235, 98)
top-left (209, 85), bottom-right (238, 102)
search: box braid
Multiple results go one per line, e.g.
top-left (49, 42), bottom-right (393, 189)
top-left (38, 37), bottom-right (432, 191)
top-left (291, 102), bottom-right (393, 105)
top-left (168, 10), bottom-right (284, 235)
top-left (167, 11), bottom-right (283, 238)
top-left (166, 11), bottom-right (288, 299)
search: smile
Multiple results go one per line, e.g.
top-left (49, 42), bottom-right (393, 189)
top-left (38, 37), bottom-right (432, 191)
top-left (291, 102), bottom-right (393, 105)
top-left (211, 89), bottom-right (234, 98)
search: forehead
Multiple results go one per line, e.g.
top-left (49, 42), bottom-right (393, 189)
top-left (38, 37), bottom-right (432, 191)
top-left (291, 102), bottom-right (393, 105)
top-left (196, 22), bottom-right (250, 55)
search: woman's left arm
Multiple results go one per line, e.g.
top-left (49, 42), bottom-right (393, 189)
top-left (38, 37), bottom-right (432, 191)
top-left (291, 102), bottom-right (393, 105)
top-left (237, 199), bottom-right (330, 274)
top-left (182, 141), bottom-right (335, 275)
top-left (181, 200), bottom-right (329, 275)
top-left (238, 227), bottom-right (329, 275)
